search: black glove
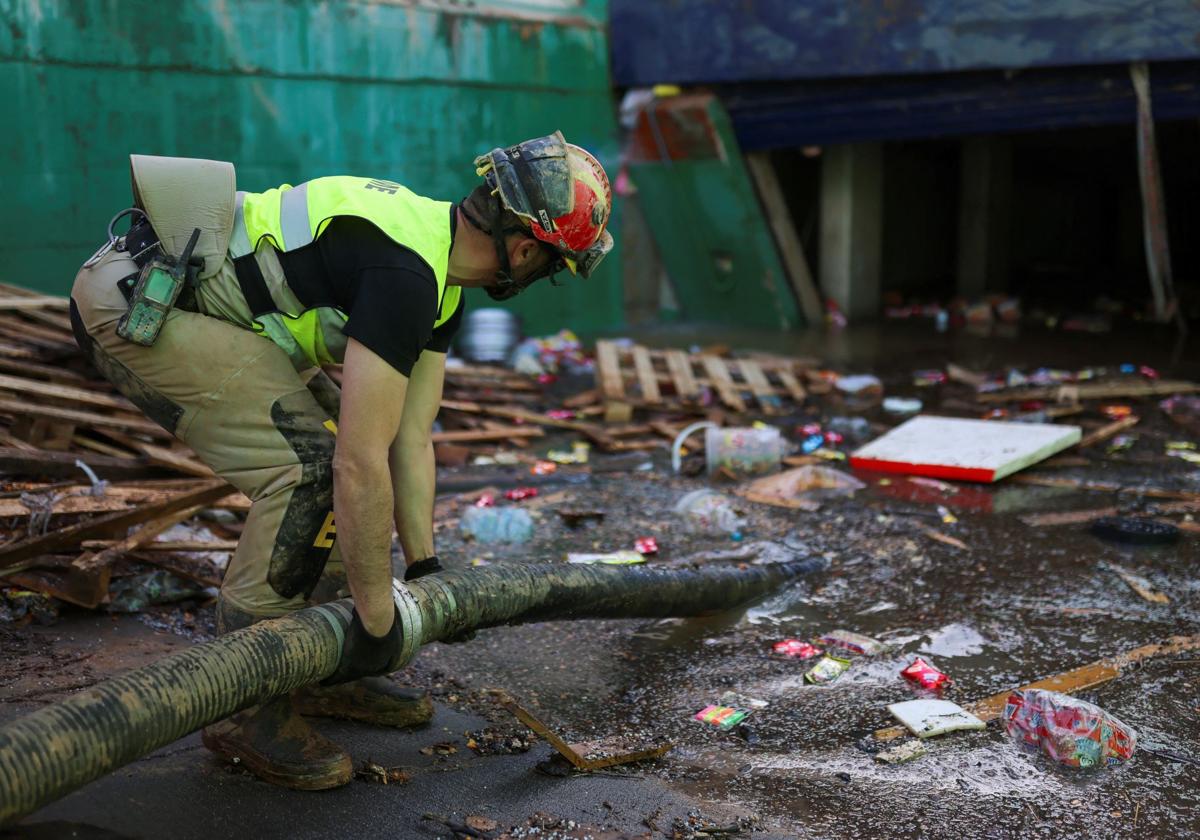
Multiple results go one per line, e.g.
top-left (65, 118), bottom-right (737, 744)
top-left (405, 556), bottom-right (443, 581)
top-left (405, 556), bottom-right (476, 644)
top-left (322, 605), bottom-right (401, 686)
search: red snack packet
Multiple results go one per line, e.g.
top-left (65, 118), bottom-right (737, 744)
top-left (901, 657), bottom-right (950, 691)
top-left (634, 537), bottom-right (659, 555)
top-left (531, 460), bottom-right (557, 476)
top-left (823, 431), bottom-right (845, 445)
top-left (546, 409), bottom-right (576, 420)
top-left (474, 493), bottom-right (496, 508)
top-left (504, 487), bottom-right (538, 501)
top-left (772, 639), bottom-right (822, 659)
top-left (800, 423), bottom-right (823, 437)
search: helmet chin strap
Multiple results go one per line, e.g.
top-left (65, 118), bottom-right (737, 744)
top-left (462, 196), bottom-right (561, 302)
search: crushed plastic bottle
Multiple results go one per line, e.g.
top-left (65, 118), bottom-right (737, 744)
top-left (459, 506), bottom-right (535, 544)
top-left (673, 489), bottom-right (746, 536)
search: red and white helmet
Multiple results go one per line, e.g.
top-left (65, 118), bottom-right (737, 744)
top-left (474, 131), bottom-right (614, 279)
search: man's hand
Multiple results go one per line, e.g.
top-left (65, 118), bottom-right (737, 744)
top-left (321, 605), bottom-right (401, 686)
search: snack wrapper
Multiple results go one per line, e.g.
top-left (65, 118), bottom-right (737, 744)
top-left (694, 705), bottom-right (750, 730)
top-left (773, 639), bottom-right (822, 660)
top-left (1003, 689), bottom-right (1137, 768)
top-left (901, 657), bottom-right (950, 691)
top-left (805, 654), bottom-right (852, 684)
top-left (818, 629), bottom-right (885, 656)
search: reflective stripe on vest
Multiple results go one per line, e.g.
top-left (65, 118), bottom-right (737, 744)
top-left (229, 176), bottom-right (458, 369)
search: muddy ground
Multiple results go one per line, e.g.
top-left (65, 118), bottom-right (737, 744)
top-left (2, 323), bottom-right (1199, 839)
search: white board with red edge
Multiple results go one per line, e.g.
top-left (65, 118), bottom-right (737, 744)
top-left (849, 415), bottom-right (1081, 483)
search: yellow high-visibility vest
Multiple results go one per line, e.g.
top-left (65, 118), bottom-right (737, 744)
top-left (230, 176), bottom-right (461, 368)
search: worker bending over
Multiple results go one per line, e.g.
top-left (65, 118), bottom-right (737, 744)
top-left (70, 132), bottom-right (613, 789)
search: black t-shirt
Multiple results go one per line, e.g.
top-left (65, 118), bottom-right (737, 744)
top-left (274, 211), bottom-right (464, 377)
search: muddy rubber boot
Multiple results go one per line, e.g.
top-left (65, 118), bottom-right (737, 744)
top-left (293, 677), bottom-right (434, 728)
top-left (201, 693), bottom-right (354, 790)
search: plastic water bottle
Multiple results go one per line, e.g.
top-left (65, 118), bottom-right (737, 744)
top-left (459, 507), bottom-right (535, 543)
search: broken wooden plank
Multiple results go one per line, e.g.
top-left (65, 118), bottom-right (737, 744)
top-left (1009, 474), bottom-right (1200, 501)
top-left (664, 350), bottom-right (699, 400)
top-left (0, 372), bottom-right (133, 411)
top-left (0, 480), bottom-right (235, 571)
top-left (745, 151), bottom-right (824, 325)
top-left (595, 340), bottom-right (626, 401)
top-left (631, 346), bottom-right (661, 404)
top-left (0, 295), bottom-right (70, 311)
top-left (431, 427), bottom-right (543, 444)
top-left (0, 446), bottom-right (164, 480)
top-left (74, 504), bottom-right (207, 572)
top-left (84, 538), bottom-right (238, 553)
top-left (774, 368), bottom-right (807, 402)
top-left (737, 359), bottom-right (782, 415)
top-left (700, 356), bottom-right (746, 412)
top-left (1104, 561), bottom-right (1170, 604)
top-left (0, 397), bottom-right (172, 439)
top-left (977, 380), bottom-right (1199, 404)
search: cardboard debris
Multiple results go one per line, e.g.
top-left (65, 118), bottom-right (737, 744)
top-left (851, 416), bottom-right (1082, 483)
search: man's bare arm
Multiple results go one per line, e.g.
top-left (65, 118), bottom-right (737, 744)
top-left (390, 349), bottom-right (446, 565)
top-left (334, 338), bottom-right (408, 637)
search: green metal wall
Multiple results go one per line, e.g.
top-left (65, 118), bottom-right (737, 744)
top-left (0, 0), bottom-right (623, 333)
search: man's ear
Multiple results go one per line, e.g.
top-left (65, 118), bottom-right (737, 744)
top-left (509, 236), bottom-right (542, 269)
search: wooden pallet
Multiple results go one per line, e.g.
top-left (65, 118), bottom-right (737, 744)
top-left (594, 340), bottom-right (812, 415)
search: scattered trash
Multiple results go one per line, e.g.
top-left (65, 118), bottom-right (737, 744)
top-left (546, 441), bottom-right (591, 465)
top-left (1102, 404), bottom-right (1133, 420)
top-left (674, 489), bottom-right (747, 536)
top-left (694, 704), bottom-right (751, 729)
top-left (419, 741), bottom-right (459, 756)
top-left (913, 370), bottom-right (947, 387)
top-left (851, 416), bottom-right (1082, 483)
top-left (531, 460), bottom-right (557, 476)
top-left (671, 421), bottom-right (784, 478)
top-left (805, 654), bottom-right (852, 684)
top-left (1090, 516), bottom-right (1180, 546)
top-left (107, 570), bottom-right (207, 613)
top-left (887, 699), bottom-right (985, 739)
top-left (354, 761), bottom-right (410, 785)
top-left (772, 639), bottom-right (822, 659)
top-left (875, 740), bottom-right (928, 764)
top-left (634, 536), bottom-right (658, 555)
top-left (718, 690), bottom-right (769, 709)
top-left (0, 587), bottom-right (59, 625)
top-left (566, 550), bottom-right (645, 565)
top-left (509, 328), bottom-right (590, 376)
top-left (827, 416), bottom-right (872, 441)
top-left (737, 466), bottom-right (865, 512)
top-left (465, 727), bottom-right (534, 755)
top-left (901, 657), bottom-right (951, 692)
top-left (882, 397), bottom-right (923, 415)
top-left (474, 493), bottom-right (496, 508)
top-left (555, 508), bottom-right (605, 527)
top-left (504, 487), bottom-right (539, 501)
top-left (818, 629), bottom-right (886, 656)
top-left (1003, 689), bottom-right (1137, 768)
top-left (459, 506), bottom-right (535, 543)
top-left (835, 374), bottom-right (882, 396)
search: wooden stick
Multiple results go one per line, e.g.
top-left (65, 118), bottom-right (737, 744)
top-left (1008, 474), bottom-right (1200, 501)
top-left (595, 340), bottom-right (626, 400)
top-left (430, 427), bottom-right (543, 443)
top-left (1077, 415), bottom-right (1140, 449)
top-left (631, 346), bottom-right (661, 403)
top-left (0, 480), bottom-right (234, 571)
top-left (83, 539), bottom-right (238, 552)
top-left (0, 296), bottom-right (70, 311)
top-left (977, 380), bottom-right (1199, 404)
top-left (0, 445), bottom-right (162, 480)
top-left (74, 504), bottom-right (206, 572)
top-left (0, 397), bottom-right (172, 439)
top-left (0, 372), bottom-right (133, 411)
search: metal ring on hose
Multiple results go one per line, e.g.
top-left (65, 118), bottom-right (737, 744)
top-left (411, 574), bottom-right (459, 640)
top-left (390, 578), bottom-right (424, 669)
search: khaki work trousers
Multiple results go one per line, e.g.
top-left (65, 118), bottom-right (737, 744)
top-left (70, 248), bottom-right (342, 618)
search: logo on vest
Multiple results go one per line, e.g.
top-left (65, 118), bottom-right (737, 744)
top-left (365, 179), bottom-right (400, 195)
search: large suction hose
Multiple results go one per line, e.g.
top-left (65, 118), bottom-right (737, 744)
top-left (0, 559), bottom-right (821, 824)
